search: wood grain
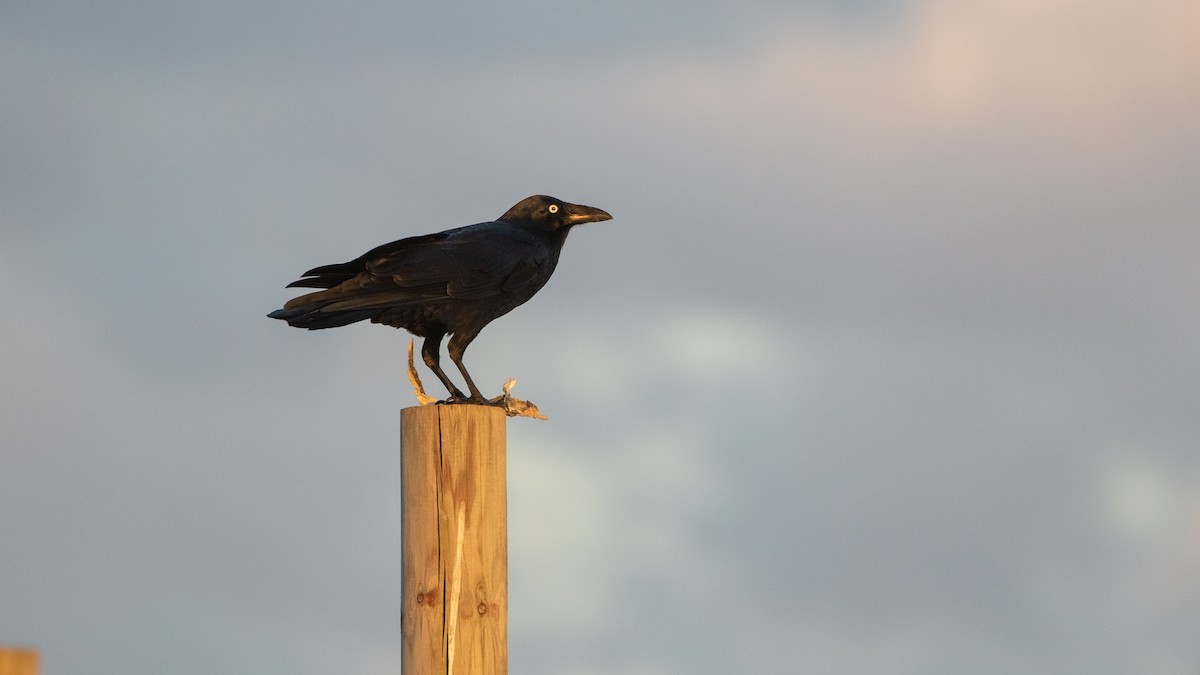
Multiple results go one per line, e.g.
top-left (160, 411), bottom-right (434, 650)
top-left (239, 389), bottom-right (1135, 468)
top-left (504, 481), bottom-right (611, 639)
top-left (401, 404), bottom-right (507, 674)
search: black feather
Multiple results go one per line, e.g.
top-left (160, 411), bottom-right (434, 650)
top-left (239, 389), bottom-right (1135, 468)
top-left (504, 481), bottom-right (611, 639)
top-left (267, 195), bottom-right (612, 400)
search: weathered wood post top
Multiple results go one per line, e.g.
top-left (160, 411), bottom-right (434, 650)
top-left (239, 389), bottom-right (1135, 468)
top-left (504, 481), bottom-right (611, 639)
top-left (401, 404), bottom-right (508, 675)
top-left (0, 647), bottom-right (39, 675)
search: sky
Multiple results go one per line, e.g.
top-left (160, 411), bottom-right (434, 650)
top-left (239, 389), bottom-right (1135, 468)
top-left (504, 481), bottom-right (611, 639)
top-left (2, 0), bottom-right (1198, 673)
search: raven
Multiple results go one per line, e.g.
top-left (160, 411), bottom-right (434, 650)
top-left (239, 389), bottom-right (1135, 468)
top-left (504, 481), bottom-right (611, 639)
top-left (268, 195), bottom-right (612, 403)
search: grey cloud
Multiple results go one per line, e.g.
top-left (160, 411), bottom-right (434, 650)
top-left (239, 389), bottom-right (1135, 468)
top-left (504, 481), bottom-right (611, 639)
top-left (2, 1), bottom-right (1198, 674)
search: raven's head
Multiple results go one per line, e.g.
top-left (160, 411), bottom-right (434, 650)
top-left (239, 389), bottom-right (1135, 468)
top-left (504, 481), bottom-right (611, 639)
top-left (499, 195), bottom-right (612, 232)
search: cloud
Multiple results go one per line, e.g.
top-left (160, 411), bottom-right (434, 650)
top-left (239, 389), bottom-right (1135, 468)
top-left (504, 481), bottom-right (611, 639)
top-left (3, 1), bottom-right (1199, 673)
top-left (0, 252), bottom-right (163, 522)
top-left (1091, 445), bottom-right (1200, 634)
top-left (620, 0), bottom-right (1199, 176)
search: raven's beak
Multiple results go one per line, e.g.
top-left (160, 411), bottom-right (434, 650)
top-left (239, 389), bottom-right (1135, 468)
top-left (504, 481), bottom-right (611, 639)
top-left (565, 203), bottom-right (613, 225)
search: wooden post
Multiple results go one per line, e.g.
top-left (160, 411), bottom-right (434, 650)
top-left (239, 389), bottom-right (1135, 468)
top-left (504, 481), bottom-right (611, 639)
top-left (401, 405), bottom-right (507, 675)
top-left (0, 647), bottom-right (38, 675)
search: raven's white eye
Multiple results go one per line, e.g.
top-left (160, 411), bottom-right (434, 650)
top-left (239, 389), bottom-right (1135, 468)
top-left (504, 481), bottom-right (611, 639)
top-left (548, 204), bottom-right (559, 214)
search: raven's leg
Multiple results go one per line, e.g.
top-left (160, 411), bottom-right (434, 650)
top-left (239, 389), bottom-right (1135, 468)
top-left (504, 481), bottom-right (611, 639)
top-left (421, 332), bottom-right (466, 399)
top-left (447, 331), bottom-right (486, 403)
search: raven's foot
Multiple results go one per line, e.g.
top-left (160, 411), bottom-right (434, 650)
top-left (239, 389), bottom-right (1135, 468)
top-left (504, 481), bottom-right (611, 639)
top-left (440, 393), bottom-right (490, 406)
top-left (437, 380), bottom-right (546, 419)
top-left (405, 343), bottom-right (544, 418)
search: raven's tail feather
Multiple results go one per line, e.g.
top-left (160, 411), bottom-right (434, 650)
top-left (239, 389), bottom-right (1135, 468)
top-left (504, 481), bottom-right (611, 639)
top-left (270, 272), bottom-right (429, 330)
top-left (266, 303), bottom-right (379, 330)
top-left (285, 267), bottom-right (358, 289)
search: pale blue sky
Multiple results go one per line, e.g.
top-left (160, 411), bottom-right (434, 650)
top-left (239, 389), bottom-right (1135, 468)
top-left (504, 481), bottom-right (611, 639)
top-left (2, 1), bottom-right (1198, 673)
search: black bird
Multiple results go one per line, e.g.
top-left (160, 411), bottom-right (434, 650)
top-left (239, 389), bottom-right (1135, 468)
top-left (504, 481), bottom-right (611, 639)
top-left (269, 195), bottom-right (612, 403)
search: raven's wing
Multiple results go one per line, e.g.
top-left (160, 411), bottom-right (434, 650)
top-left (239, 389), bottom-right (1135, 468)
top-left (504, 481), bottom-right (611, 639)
top-left (282, 223), bottom-right (549, 312)
top-left (376, 224), bottom-right (549, 300)
top-left (283, 229), bottom-right (460, 289)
